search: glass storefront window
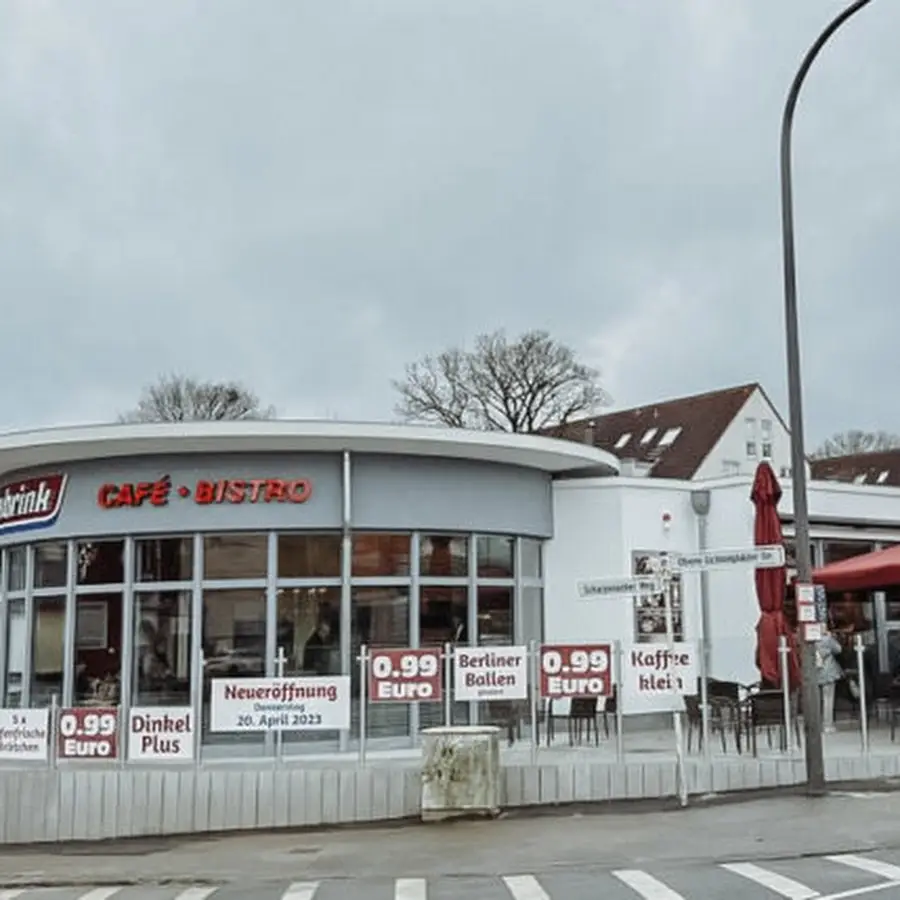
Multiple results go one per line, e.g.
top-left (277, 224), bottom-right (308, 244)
top-left (203, 534), bottom-right (267, 580)
top-left (135, 537), bottom-right (194, 582)
top-left (4, 599), bottom-right (25, 707)
top-left (34, 542), bottom-right (67, 589)
top-left (31, 595), bottom-right (65, 707)
top-left (276, 587), bottom-right (341, 675)
top-left (73, 593), bottom-right (122, 705)
top-left (278, 534), bottom-right (342, 579)
top-left (352, 587), bottom-right (409, 738)
top-left (477, 586), bottom-right (513, 645)
top-left (76, 540), bottom-right (125, 585)
top-left (6, 547), bottom-right (26, 593)
top-left (520, 539), bottom-right (542, 580)
top-left (419, 535), bottom-right (467, 578)
top-left (352, 534), bottom-right (410, 577)
top-left (520, 586), bottom-right (543, 646)
top-left (477, 536), bottom-right (514, 579)
top-left (133, 591), bottom-right (192, 706)
top-left (823, 541), bottom-right (874, 565)
top-left (420, 586), bottom-right (468, 646)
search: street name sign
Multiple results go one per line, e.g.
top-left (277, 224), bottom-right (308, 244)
top-left (671, 544), bottom-right (785, 573)
top-left (577, 576), bottom-right (662, 599)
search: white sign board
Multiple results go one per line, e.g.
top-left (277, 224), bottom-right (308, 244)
top-left (128, 707), bottom-right (194, 761)
top-left (671, 544), bottom-right (785, 573)
top-left (210, 677), bottom-right (351, 732)
top-left (577, 576), bottom-right (662, 599)
top-left (621, 643), bottom-right (698, 715)
top-left (0, 708), bottom-right (49, 762)
top-left (453, 646), bottom-right (528, 701)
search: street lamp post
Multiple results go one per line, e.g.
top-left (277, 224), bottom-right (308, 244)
top-left (780, 0), bottom-right (874, 794)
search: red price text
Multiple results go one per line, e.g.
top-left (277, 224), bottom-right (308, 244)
top-left (57, 707), bottom-right (119, 760)
top-left (369, 649), bottom-right (443, 702)
top-left (540, 644), bottom-right (612, 699)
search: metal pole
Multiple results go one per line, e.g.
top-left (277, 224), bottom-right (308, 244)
top-left (855, 634), bottom-right (869, 754)
top-left (614, 641), bottom-right (624, 762)
top-left (443, 642), bottom-right (452, 727)
top-left (695, 510), bottom-right (712, 767)
top-left (358, 644), bottom-right (368, 767)
top-left (275, 646), bottom-right (285, 765)
top-left (780, 0), bottom-right (874, 796)
top-left (779, 635), bottom-right (793, 753)
top-left (529, 640), bottom-right (538, 765)
top-left (663, 571), bottom-right (688, 807)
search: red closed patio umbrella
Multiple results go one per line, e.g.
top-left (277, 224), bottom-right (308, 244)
top-left (751, 461), bottom-right (801, 688)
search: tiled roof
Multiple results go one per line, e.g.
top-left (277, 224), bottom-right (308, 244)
top-left (549, 383), bottom-right (758, 480)
top-left (810, 450), bottom-right (900, 487)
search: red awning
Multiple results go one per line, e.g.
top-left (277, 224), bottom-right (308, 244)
top-left (813, 544), bottom-right (900, 592)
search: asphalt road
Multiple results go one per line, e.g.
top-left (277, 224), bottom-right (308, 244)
top-left (7, 789), bottom-right (900, 899)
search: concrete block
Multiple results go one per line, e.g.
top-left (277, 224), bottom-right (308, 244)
top-left (522, 766), bottom-right (540, 805)
top-left (573, 764), bottom-right (592, 802)
top-left (338, 769), bottom-right (356, 822)
top-left (193, 769), bottom-right (212, 832)
top-left (321, 768), bottom-right (340, 824)
top-left (590, 764), bottom-right (611, 801)
top-left (368, 768), bottom-right (389, 821)
top-left (538, 765), bottom-right (558, 804)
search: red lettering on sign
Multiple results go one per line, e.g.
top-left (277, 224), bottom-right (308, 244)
top-left (98, 476), bottom-right (314, 509)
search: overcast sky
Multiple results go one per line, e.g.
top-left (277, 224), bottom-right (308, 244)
top-left (1, 0), bottom-right (897, 443)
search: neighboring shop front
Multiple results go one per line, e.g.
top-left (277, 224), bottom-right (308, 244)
top-left (0, 423), bottom-right (615, 762)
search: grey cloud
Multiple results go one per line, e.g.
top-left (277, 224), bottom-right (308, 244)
top-left (1, 0), bottom-right (898, 439)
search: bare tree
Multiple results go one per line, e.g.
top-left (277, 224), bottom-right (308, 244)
top-left (811, 430), bottom-right (900, 459)
top-left (119, 374), bottom-right (276, 423)
top-left (393, 330), bottom-right (609, 432)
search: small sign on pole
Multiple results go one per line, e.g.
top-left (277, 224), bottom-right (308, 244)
top-left (671, 544), bottom-right (785, 573)
top-left (577, 576), bottom-right (662, 599)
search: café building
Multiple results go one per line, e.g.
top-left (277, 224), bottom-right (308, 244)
top-left (0, 420), bottom-right (617, 757)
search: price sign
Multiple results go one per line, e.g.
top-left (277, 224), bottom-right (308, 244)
top-left (57, 707), bottom-right (119, 760)
top-left (539, 644), bottom-right (612, 699)
top-left (368, 648), bottom-right (443, 703)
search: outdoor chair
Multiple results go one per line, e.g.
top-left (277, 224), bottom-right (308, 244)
top-left (546, 696), bottom-right (604, 746)
top-left (870, 673), bottom-right (895, 724)
top-left (684, 694), bottom-right (730, 754)
top-left (886, 681), bottom-right (900, 742)
top-left (747, 689), bottom-right (802, 756)
top-left (706, 679), bottom-right (746, 752)
top-left (481, 700), bottom-right (526, 746)
top-left (601, 687), bottom-right (617, 738)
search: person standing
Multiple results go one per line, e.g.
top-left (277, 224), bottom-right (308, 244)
top-left (816, 630), bottom-right (843, 734)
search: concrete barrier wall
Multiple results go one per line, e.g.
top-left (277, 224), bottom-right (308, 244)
top-left (2, 752), bottom-right (900, 845)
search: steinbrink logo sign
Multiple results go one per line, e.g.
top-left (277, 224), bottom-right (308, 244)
top-left (0, 474), bottom-right (67, 536)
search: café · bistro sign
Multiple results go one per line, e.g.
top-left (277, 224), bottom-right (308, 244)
top-left (97, 477), bottom-right (313, 509)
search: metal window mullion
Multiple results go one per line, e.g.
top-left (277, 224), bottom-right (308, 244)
top-left (21, 547), bottom-right (35, 707)
top-left (120, 538), bottom-right (135, 714)
top-left (276, 577), bottom-right (342, 589)
top-left (468, 533), bottom-right (478, 724)
top-left (339, 450), bottom-right (352, 753)
top-left (199, 578), bottom-right (267, 592)
top-left (409, 532), bottom-right (421, 742)
top-left (0, 547), bottom-right (8, 703)
top-left (190, 534), bottom-right (204, 747)
top-left (133, 580), bottom-right (193, 593)
top-left (513, 538), bottom-right (523, 645)
top-left (62, 540), bottom-right (77, 707)
top-left (265, 533), bottom-right (277, 677)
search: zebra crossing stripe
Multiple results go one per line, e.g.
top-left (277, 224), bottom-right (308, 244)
top-left (611, 870), bottom-right (686, 899)
top-left (502, 874), bottom-right (552, 899)
top-left (395, 877), bottom-right (427, 900)
top-left (826, 855), bottom-right (900, 882)
top-left (76, 890), bottom-right (125, 900)
top-left (172, 889), bottom-right (219, 900)
top-left (282, 882), bottom-right (321, 900)
top-left (0, 891), bottom-right (24, 900)
top-left (721, 862), bottom-right (819, 899)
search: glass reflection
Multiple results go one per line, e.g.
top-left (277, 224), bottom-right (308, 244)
top-left (73, 593), bottom-right (122, 704)
top-left (419, 535), bottom-right (467, 577)
top-left (203, 534), bottom-right (267, 580)
top-left (135, 537), bottom-right (193, 582)
top-left (477, 586), bottom-right (513, 645)
top-left (276, 587), bottom-right (341, 675)
top-left (4, 599), bottom-right (24, 707)
top-left (133, 591), bottom-right (191, 706)
top-left (278, 534), bottom-right (342, 579)
top-left (31, 595), bottom-right (65, 706)
top-left (477, 536), bottom-right (514, 578)
top-left (76, 540), bottom-right (125, 585)
top-left (352, 534), bottom-right (410, 577)
top-left (34, 542), bottom-right (67, 588)
top-left (6, 547), bottom-right (26, 593)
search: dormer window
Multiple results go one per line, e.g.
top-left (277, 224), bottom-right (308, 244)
top-left (640, 428), bottom-right (658, 445)
top-left (878, 470), bottom-right (890, 484)
top-left (658, 427), bottom-right (682, 447)
top-left (854, 473), bottom-right (867, 485)
top-left (615, 433), bottom-right (631, 450)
